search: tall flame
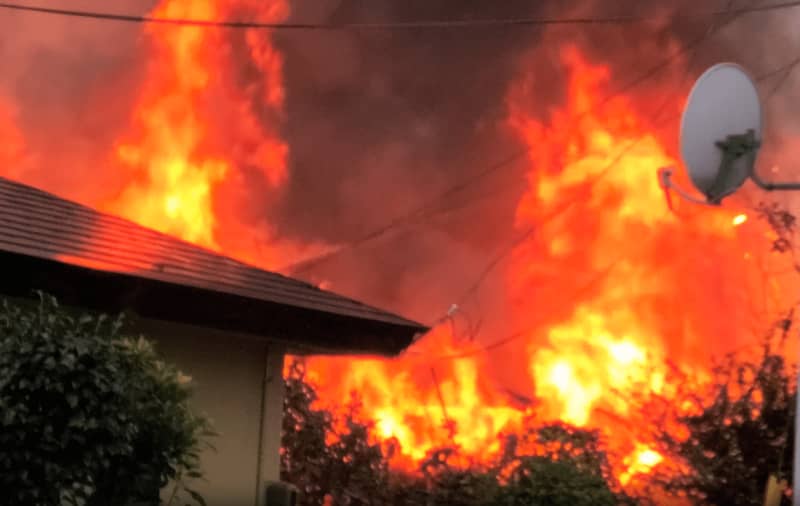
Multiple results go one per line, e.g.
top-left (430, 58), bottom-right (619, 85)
top-left (1, 1), bottom-right (797, 492)
top-left (108, 0), bottom-right (290, 265)
top-left (302, 45), bottom-right (794, 485)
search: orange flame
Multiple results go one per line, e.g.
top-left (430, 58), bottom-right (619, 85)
top-left (2, 3), bottom-right (797, 493)
top-left (0, 100), bottom-right (26, 179)
top-left (107, 0), bottom-right (290, 266)
top-left (302, 45), bottom-right (793, 488)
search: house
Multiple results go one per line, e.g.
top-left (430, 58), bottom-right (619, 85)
top-left (0, 176), bottom-right (428, 506)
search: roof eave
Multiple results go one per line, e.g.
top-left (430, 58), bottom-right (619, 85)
top-left (1, 250), bottom-right (426, 356)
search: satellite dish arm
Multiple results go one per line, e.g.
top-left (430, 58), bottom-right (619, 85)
top-left (658, 167), bottom-right (719, 207)
top-left (717, 129), bottom-right (800, 191)
top-left (749, 167), bottom-right (800, 191)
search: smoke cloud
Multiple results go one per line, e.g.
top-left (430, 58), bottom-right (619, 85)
top-left (1, 0), bottom-right (799, 326)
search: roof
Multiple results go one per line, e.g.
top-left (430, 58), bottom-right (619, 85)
top-left (0, 176), bottom-right (428, 356)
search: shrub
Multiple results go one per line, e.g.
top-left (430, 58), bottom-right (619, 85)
top-left (655, 340), bottom-right (795, 506)
top-left (0, 293), bottom-right (214, 506)
top-left (281, 359), bottom-right (628, 506)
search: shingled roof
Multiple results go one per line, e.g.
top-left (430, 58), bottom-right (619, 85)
top-left (0, 176), bottom-right (428, 355)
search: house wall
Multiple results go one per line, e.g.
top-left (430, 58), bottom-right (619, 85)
top-left (138, 319), bottom-right (285, 506)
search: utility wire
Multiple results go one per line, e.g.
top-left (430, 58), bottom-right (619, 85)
top-left (284, 30), bottom-right (712, 275)
top-left (401, 89), bottom-right (682, 361)
top-left (1, 1), bottom-right (800, 30)
top-left (421, 258), bottom-right (625, 361)
top-left (765, 56), bottom-right (800, 99)
top-left (417, 54), bottom-right (800, 362)
top-left (412, 9), bottom-right (756, 360)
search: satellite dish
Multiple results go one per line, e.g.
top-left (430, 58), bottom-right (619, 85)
top-left (663, 62), bottom-right (800, 207)
top-left (679, 63), bottom-right (762, 204)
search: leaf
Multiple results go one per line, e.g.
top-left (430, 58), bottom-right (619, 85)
top-left (0, 293), bottom-right (216, 506)
top-left (185, 487), bottom-right (207, 506)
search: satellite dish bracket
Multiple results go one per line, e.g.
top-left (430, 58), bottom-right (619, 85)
top-left (705, 129), bottom-right (760, 204)
top-left (710, 128), bottom-right (800, 196)
top-left (658, 167), bottom-right (719, 208)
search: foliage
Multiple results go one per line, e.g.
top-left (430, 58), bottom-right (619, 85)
top-left (281, 359), bottom-right (626, 506)
top-left (493, 424), bottom-right (629, 506)
top-left (644, 203), bottom-right (799, 505)
top-left (498, 457), bottom-right (617, 506)
top-left (281, 361), bottom-right (393, 505)
top-left (756, 202), bottom-right (796, 254)
top-left (0, 293), bottom-right (214, 506)
top-left (653, 334), bottom-right (795, 506)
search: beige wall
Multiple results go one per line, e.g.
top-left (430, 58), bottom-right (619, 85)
top-left (140, 319), bottom-right (282, 506)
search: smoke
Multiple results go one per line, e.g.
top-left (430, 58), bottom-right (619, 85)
top-left (0, 1), bottom-right (157, 202)
top-left (272, 0), bottom-right (798, 324)
top-left (1, 0), bottom-right (799, 324)
top-left (272, 1), bottom-right (559, 323)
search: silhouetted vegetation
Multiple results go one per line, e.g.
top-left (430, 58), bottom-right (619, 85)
top-left (281, 361), bottom-right (629, 506)
top-left (0, 294), bottom-right (214, 506)
top-left (644, 203), bottom-right (799, 506)
top-left (648, 329), bottom-right (796, 506)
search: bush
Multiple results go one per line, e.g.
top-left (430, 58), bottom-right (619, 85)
top-left (281, 359), bottom-right (628, 506)
top-left (282, 361), bottom-right (392, 506)
top-left (0, 293), bottom-right (214, 506)
top-left (654, 337), bottom-right (795, 506)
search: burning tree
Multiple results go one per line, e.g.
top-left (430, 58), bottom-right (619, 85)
top-left (281, 360), bottom-right (632, 506)
top-left (642, 320), bottom-right (797, 506)
top-left (0, 294), bottom-right (214, 506)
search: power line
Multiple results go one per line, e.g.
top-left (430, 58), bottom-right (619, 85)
top-left (412, 9), bottom-right (755, 360)
top-left (765, 56), bottom-right (800, 99)
top-left (284, 30), bottom-right (711, 275)
top-left (400, 85), bottom-right (685, 361)
top-left (1, 1), bottom-right (800, 30)
top-left (422, 258), bottom-right (624, 361)
top-left (418, 53), bottom-right (800, 362)
top-left (310, 1), bottom-right (769, 291)
top-left (289, 4), bottom-right (789, 275)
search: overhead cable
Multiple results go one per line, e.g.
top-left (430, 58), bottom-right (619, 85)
top-left (284, 29), bottom-right (714, 275)
top-left (1, 1), bottom-right (799, 30)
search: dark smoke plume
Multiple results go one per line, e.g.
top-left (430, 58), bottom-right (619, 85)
top-left (1, 0), bottom-right (799, 326)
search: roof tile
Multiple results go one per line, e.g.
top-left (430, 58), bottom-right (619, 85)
top-left (0, 176), bottom-right (427, 332)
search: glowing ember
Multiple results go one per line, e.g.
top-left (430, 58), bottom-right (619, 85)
top-left (620, 444), bottom-right (665, 485)
top-left (732, 213), bottom-right (748, 226)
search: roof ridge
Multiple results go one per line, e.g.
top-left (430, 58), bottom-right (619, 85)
top-left (0, 176), bottom-right (427, 330)
top-left (0, 177), bottom-right (254, 268)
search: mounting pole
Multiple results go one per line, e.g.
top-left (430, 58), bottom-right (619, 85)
top-left (795, 365), bottom-right (800, 506)
top-left (711, 129), bottom-right (800, 200)
top-left (704, 130), bottom-right (760, 203)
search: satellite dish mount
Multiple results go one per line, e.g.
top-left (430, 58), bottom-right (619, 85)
top-left (707, 128), bottom-right (760, 203)
top-left (663, 62), bottom-right (800, 207)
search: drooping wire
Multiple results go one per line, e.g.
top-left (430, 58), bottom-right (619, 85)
top-left (1, 1), bottom-right (800, 30)
top-left (284, 28), bottom-right (718, 276)
top-left (447, 6), bottom-right (742, 312)
top-left (410, 9), bottom-right (757, 360)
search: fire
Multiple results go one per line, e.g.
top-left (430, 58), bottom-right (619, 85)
top-left (308, 328), bottom-right (526, 464)
top-left (620, 444), bottom-right (665, 485)
top-left (2, 1), bottom-right (796, 495)
top-left (505, 45), bottom-right (773, 480)
top-left (107, 0), bottom-right (290, 265)
top-left (302, 44), bottom-right (789, 487)
top-left (0, 100), bottom-right (25, 178)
